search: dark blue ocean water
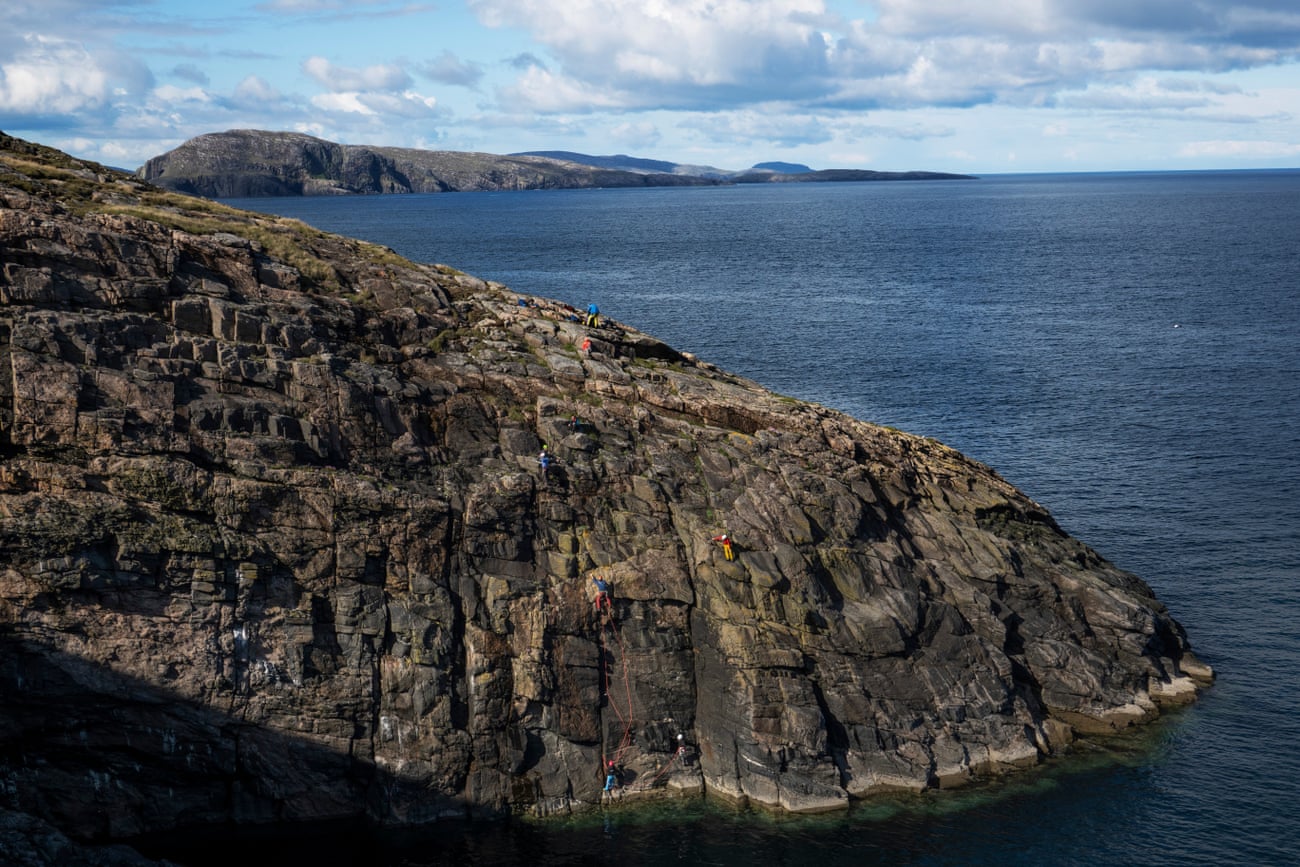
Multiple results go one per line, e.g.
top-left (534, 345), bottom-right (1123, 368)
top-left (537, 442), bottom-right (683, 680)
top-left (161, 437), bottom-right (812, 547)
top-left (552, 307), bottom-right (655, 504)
top-left (219, 172), bottom-right (1300, 866)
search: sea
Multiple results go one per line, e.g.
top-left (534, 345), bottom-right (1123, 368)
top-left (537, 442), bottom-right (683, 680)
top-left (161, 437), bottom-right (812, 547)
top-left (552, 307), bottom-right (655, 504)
top-left (195, 170), bottom-right (1300, 866)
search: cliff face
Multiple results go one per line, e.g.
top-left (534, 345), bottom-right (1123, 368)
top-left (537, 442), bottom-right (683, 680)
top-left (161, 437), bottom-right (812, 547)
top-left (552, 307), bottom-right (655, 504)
top-left (137, 130), bottom-right (717, 197)
top-left (0, 132), bottom-right (1211, 845)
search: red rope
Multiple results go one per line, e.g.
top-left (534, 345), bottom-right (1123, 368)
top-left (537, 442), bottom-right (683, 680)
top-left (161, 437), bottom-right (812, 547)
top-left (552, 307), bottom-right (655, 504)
top-left (596, 600), bottom-right (688, 793)
top-left (598, 603), bottom-right (641, 773)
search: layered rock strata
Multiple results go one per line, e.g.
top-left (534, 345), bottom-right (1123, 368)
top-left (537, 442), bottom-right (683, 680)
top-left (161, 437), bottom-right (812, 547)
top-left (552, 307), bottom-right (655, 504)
top-left (0, 132), bottom-right (1211, 847)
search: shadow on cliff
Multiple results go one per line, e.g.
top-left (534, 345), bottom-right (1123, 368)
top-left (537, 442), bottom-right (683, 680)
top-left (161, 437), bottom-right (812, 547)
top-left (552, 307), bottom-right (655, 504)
top-left (0, 624), bottom-right (485, 865)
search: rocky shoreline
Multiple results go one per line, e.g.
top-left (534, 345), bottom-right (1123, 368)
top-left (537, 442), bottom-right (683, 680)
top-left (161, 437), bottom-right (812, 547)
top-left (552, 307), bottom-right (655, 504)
top-left (1, 131), bottom-right (1211, 859)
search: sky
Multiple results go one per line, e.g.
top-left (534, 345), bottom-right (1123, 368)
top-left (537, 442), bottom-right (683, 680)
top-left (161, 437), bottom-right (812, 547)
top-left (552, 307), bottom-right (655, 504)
top-left (1, 0), bottom-right (1298, 174)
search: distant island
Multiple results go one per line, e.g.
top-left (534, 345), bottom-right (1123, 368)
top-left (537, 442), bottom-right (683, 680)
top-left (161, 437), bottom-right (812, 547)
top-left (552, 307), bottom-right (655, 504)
top-left (137, 130), bottom-right (976, 198)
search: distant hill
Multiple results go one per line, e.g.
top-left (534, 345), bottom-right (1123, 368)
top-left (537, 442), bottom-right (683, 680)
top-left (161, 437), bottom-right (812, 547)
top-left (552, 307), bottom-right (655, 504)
top-left (138, 131), bottom-right (974, 198)
top-left (138, 131), bottom-right (721, 198)
top-left (512, 150), bottom-right (745, 179)
top-left (751, 161), bottom-right (814, 174)
top-left (512, 150), bottom-right (685, 175)
top-left (515, 151), bottom-right (972, 183)
top-left (514, 153), bottom-right (817, 178)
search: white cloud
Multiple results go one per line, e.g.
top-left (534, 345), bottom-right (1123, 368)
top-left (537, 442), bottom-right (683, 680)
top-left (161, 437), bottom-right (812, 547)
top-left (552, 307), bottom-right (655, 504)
top-left (471, 0), bottom-right (833, 104)
top-left (311, 92), bottom-right (378, 115)
top-left (310, 89), bottom-right (438, 118)
top-left (470, 0), bottom-right (1300, 117)
top-left (94, 138), bottom-right (142, 163)
top-left (302, 56), bottom-right (412, 92)
top-left (0, 34), bottom-right (110, 114)
top-left (233, 75), bottom-right (281, 103)
top-left (374, 91), bottom-right (440, 117)
top-left (152, 84), bottom-right (211, 104)
top-left (498, 65), bottom-right (630, 113)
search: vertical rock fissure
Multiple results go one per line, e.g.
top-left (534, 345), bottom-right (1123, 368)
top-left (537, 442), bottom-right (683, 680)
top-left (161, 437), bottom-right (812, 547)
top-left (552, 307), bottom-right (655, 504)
top-left (809, 677), bottom-right (851, 790)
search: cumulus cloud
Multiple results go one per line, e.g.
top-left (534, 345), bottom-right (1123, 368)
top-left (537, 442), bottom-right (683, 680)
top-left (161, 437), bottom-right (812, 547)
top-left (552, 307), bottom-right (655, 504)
top-left (152, 84), bottom-right (211, 105)
top-left (0, 35), bottom-right (107, 115)
top-left (472, 0), bottom-right (835, 108)
top-left (0, 33), bottom-right (152, 120)
top-left (310, 89), bottom-right (438, 118)
top-left (498, 65), bottom-right (630, 113)
top-left (297, 55), bottom-right (441, 123)
top-left (233, 75), bottom-right (281, 103)
top-left (302, 56), bottom-right (412, 92)
top-left (469, 0), bottom-right (1300, 115)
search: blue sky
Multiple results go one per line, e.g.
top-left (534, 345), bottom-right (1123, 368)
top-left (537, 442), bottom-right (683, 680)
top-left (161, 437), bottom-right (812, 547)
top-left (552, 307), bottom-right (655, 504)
top-left (2, 0), bottom-right (1298, 173)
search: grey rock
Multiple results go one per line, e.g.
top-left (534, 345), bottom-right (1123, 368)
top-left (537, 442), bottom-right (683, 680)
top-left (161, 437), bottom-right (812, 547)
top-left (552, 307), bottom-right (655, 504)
top-left (0, 131), bottom-right (1212, 854)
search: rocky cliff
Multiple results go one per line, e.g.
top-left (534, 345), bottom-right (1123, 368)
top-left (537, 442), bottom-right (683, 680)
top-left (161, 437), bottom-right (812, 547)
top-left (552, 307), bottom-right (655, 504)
top-left (1, 132), bottom-right (1211, 853)
top-left (137, 130), bottom-right (718, 198)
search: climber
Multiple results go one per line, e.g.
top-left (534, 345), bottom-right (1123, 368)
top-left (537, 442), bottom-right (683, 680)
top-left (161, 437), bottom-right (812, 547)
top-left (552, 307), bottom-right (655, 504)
top-left (568, 414), bottom-right (582, 432)
top-left (586, 302), bottom-right (600, 327)
top-left (581, 336), bottom-right (592, 354)
top-left (538, 445), bottom-right (553, 477)
top-left (604, 760), bottom-right (618, 792)
top-left (711, 532), bottom-right (734, 561)
top-left (592, 576), bottom-right (611, 613)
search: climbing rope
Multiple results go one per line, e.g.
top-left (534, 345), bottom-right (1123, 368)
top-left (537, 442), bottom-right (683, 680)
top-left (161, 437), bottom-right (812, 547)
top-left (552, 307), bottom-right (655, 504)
top-left (598, 605), bottom-right (637, 765)
top-left (595, 601), bottom-right (689, 794)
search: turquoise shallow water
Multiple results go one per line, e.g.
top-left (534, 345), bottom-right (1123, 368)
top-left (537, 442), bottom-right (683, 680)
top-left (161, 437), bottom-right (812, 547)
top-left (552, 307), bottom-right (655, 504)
top-left (206, 171), bottom-right (1300, 866)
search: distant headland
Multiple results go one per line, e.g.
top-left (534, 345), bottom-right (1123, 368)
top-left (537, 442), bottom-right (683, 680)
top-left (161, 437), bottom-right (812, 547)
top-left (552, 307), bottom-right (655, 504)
top-left (136, 129), bottom-right (976, 198)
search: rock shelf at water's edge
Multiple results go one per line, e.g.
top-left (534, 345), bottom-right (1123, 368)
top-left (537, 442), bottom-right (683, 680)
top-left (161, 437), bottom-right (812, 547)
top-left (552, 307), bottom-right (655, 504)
top-left (0, 132), bottom-right (1211, 857)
